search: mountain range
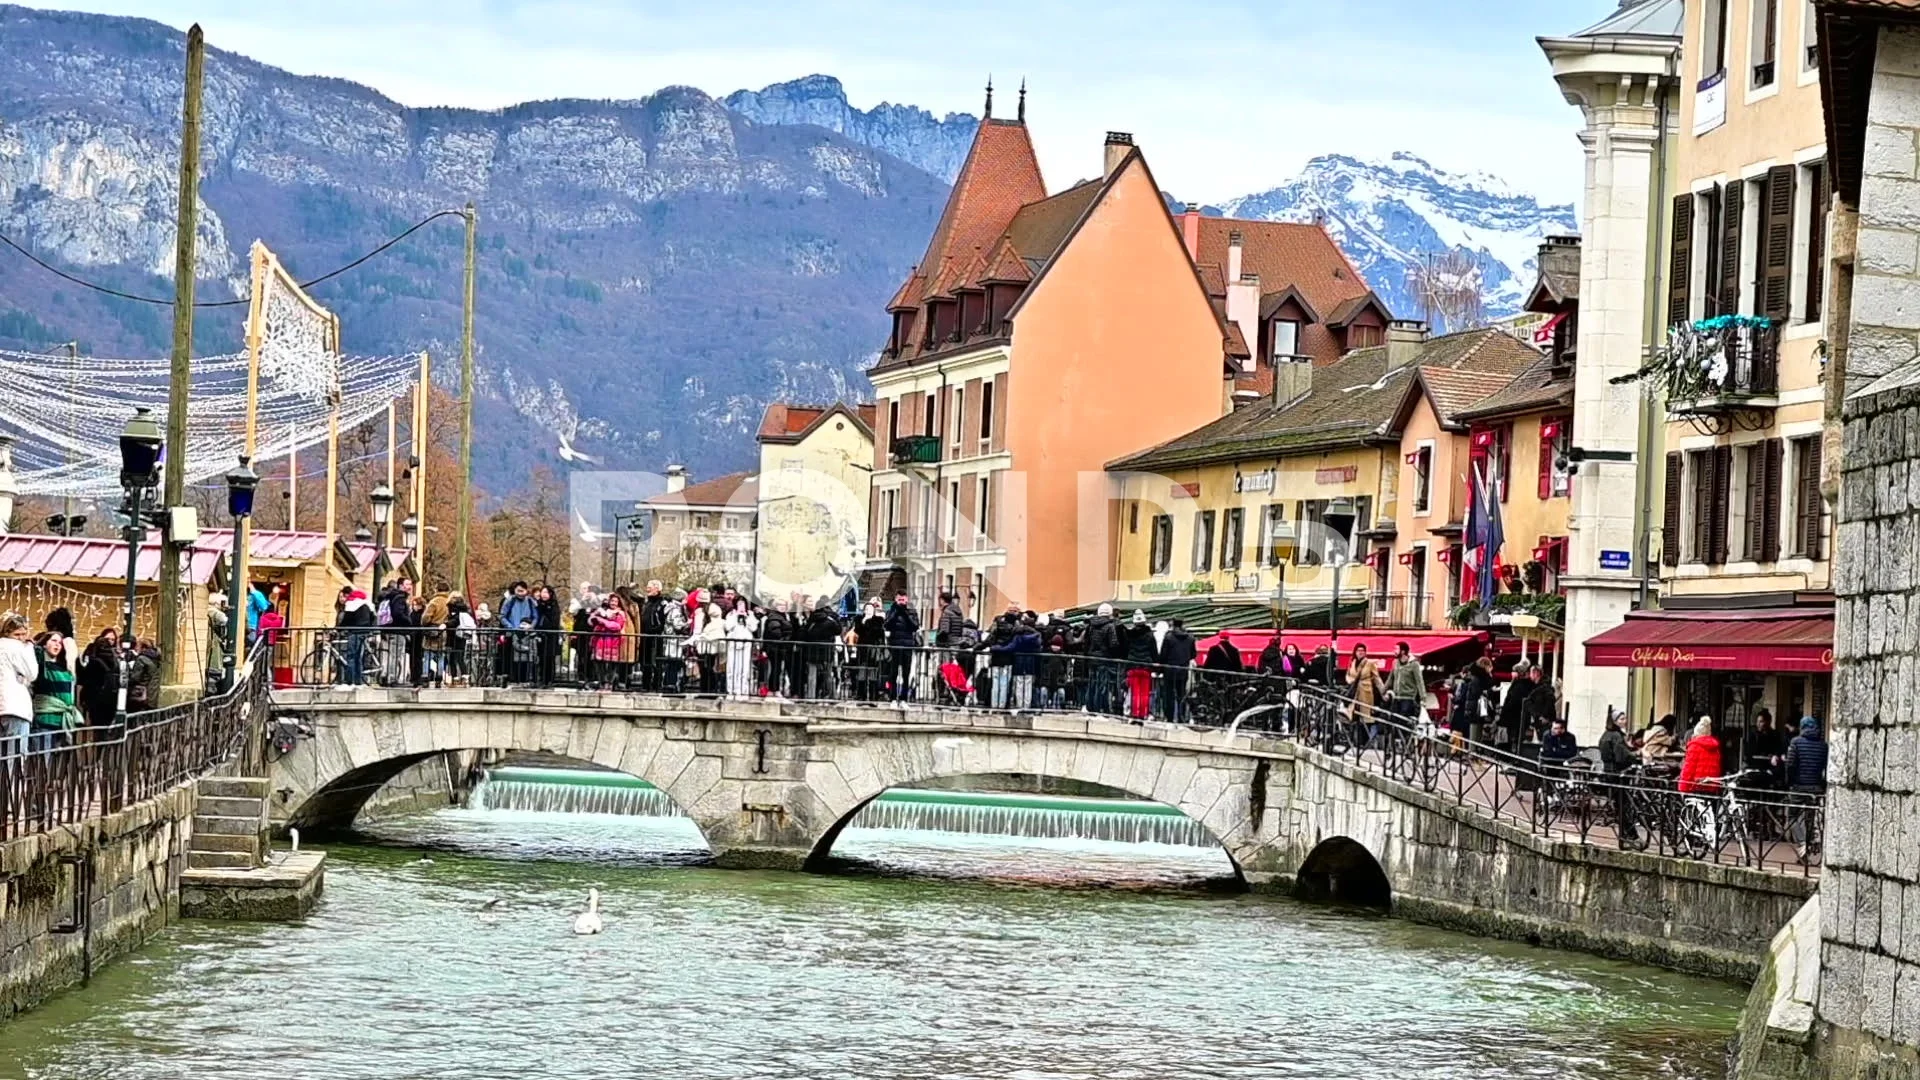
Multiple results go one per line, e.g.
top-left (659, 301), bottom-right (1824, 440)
top-left (0, 4), bottom-right (1573, 493)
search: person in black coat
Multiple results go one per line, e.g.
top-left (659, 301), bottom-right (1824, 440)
top-left (1121, 611), bottom-right (1158, 720)
top-left (802, 604), bottom-right (842, 699)
top-left (76, 629), bottom-right (120, 730)
top-left (1497, 661), bottom-right (1533, 749)
top-left (883, 593), bottom-right (921, 700)
top-left (639, 584), bottom-right (669, 691)
top-left (758, 600), bottom-right (793, 697)
top-left (1159, 619), bottom-right (1201, 721)
top-left (1524, 667), bottom-right (1559, 740)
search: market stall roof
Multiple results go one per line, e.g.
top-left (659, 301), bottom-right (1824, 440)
top-left (0, 532), bottom-right (224, 585)
top-left (1585, 608), bottom-right (1833, 672)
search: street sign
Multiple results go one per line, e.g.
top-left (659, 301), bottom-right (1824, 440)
top-left (1599, 549), bottom-right (1631, 571)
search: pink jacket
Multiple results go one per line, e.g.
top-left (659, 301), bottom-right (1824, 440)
top-left (589, 608), bottom-right (627, 662)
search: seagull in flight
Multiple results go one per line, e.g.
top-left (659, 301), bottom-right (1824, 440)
top-left (556, 430), bottom-right (599, 466)
top-left (576, 511), bottom-right (607, 545)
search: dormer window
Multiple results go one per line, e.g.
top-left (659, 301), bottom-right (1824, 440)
top-left (1271, 318), bottom-right (1301, 362)
top-left (958, 289), bottom-right (986, 338)
top-left (1550, 308), bottom-right (1578, 372)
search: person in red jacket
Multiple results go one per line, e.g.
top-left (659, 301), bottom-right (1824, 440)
top-left (1678, 717), bottom-right (1723, 794)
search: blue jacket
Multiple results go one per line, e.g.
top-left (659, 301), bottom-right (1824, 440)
top-left (498, 595), bottom-right (538, 630)
top-left (246, 587), bottom-right (271, 633)
top-left (1785, 734), bottom-right (1828, 789)
top-left (997, 627), bottom-right (1043, 677)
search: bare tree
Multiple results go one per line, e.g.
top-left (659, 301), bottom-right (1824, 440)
top-left (1405, 251), bottom-right (1486, 334)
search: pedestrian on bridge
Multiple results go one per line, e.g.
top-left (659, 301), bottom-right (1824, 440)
top-left (0, 613), bottom-right (37, 758)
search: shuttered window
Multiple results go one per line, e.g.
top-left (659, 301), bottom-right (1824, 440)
top-left (1663, 452), bottom-right (1683, 566)
top-left (1709, 443), bottom-right (1734, 565)
top-left (1806, 161), bottom-right (1828, 322)
top-left (1792, 436), bottom-right (1824, 559)
top-left (1703, 188), bottom-right (1725, 318)
top-left (1669, 195), bottom-right (1693, 326)
top-left (1744, 438), bottom-right (1784, 562)
top-left (1719, 182), bottom-right (1744, 318)
top-left (1760, 165), bottom-right (1796, 321)
top-left (1689, 449), bottom-right (1712, 563)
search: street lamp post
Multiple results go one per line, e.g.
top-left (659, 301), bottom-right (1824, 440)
top-left (369, 484), bottom-right (395, 597)
top-left (222, 455), bottom-right (259, 692)
top-left (116, 408), bottom-right (163, 727)
top-left (401, 513), bottom-right (419, 553)
top-left (1328, 554), bottom-right (1347, 658)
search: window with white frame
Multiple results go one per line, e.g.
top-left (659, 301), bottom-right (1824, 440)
top-left (1751, 0), bottom-right (1780, 88)
top-left (1271, 319), bottom-right (1301, 361)
top-left (1410, 444), bottom-right (1433, 514)
top-left (1149, 514), bottom-right (1174, 576)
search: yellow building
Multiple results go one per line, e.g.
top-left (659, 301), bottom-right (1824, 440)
top-left (753, 402), bottom-right (874, 605)
top-left (1587, 0), bottom-right (1835, 735)
top-left (1108, 324), bottom-right (1538, 634)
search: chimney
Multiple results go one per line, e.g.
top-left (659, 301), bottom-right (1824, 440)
top-left (1226, 230), bottom-right (1243, 284)
top-left (1386, 319), bottom-right (1430, 370)
top-left (1271, 354), bottom-right (1313, 409)
top-left (1181, 204), bottom-right (1201, 260)
top-left (665, 464), bottom-right (687, 493)
top-left (1537, 234), bottom-right (1581, 292)
top-left (1103, 131), bottom-right (1133, 178)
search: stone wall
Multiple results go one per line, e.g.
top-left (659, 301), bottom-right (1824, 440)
top-left (1813, 332), bottom-right (1920, 1075)
top-left (355, 752), bottom-right (476, 822)
top-left (0, 782), bottom-right (197, 1020)
top-left (1282, 751), bottom-right (1814, 981)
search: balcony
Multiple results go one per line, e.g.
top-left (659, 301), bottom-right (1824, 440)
top-left (885, 526), bottom-right (940, 559)
top-left (1365, 592), bottom-right (1433, 631)
top-left (1666, 318), bottom-right (1781, 418)
top-left (889, 435), bottom-right (942, 467)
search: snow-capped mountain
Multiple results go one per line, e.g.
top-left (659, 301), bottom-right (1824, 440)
top-left (1221, 152), bottom-right (1578, 328)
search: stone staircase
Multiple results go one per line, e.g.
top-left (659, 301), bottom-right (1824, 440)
top-left (187, 777), bottom-right (272, 871)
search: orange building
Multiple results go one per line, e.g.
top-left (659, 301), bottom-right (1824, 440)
top-left (865, 109), bottom-right (1230, 618)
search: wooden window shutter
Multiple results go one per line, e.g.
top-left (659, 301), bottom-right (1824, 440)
top-left (1762, 164), bottom-right (1796, 321)
top-left (1709, 443), bottom-right (1734, 564)
top-left (1745, 444), bottom-right (1768, 560)
top-left (990, 372), bottom-right (1009, 452)
top-left (959, 471), bottom-right (977, 546)
top-left (1761, 437), bottom-right (1784, 563)
top-left (1669, 194), bottom-right (1693, 326)
top-left (1800, 438), bottom-right (1824, 559)
top-left (1719, 182), bottom-right (1744, 317)
top-left (1663, 452), bottom-right (1682, 566)
top-left (1807, 162), bottom-right (1828, 322)
top-left (1537, 421), bottom-right (1555, 501)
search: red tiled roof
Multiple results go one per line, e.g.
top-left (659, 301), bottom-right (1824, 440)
top-left (1417, 367), bottom-right (1527, 426)
top-left (644, 471), bottom-right (758, 510)
top-left (909, 120), bottom-right (1046, 304)
top-left (756, 402), bottom-right (876, 443)
top-left (0, 533), bottom-right (224, 585)
top-left (1193, 218), bottom-right (1373, 321)
top-left (198, 528), bottom-right (330, 563)
top-left (979, 238), bottom-right (1032, 284)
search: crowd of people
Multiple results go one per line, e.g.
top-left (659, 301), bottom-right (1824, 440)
top-left (0, 607), bottom-right (164, 758)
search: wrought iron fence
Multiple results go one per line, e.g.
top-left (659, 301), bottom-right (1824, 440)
top-left (0, 656), bottom-right (268, 841)
top-left (268, 623), bottom-right (1823, 875)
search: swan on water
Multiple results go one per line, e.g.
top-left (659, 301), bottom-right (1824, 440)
top-left (572, 889), bottom-right (603, 935)
top-left (482, 897), bottom-right (507, 910)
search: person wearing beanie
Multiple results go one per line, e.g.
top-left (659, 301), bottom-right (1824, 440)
top-left (1122, 610), bottom-right (1158, 720)
top-left (335, 589), bottom-right (376, 685)
top-left (1081, 602), bottom-right (1123, 714)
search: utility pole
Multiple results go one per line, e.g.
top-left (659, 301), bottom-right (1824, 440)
top-left (158, 23), bottom-right (204, 692)
top-left (454, 202), bottom-right (477, 598)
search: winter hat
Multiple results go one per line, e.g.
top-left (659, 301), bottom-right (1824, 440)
top-left (1132, 610), bottom-right (1147, 625)
top-left (1097, 603), bottom-right (1114, 617)
top-left (1799, 716), bottom-right (1819, 735)
top-left (1050, 635), bottom-right (1065, 649)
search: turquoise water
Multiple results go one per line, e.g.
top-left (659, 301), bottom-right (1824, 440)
top-left (0, 805), bottom-right (1745, 1079)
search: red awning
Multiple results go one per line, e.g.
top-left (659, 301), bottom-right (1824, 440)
top-left (1585, 608), bottom-right (1833, 672)
top-left (1199, 628), bottom-right (1491, 671)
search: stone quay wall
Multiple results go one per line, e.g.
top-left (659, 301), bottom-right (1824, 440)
top-left (1811, 358), bottom-right (1920, 1076)
top-left (0, 781), bottom-right (198, 1021)
top-left (1283, 750), bottom-right (1815, 981)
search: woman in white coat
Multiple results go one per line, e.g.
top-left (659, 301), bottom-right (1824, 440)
top-left (0, 613), bottom-right (40, 758)
top-left (723, 613), bottom-right (755, 698)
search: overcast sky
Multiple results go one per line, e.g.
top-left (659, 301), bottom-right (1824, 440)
top-left (42, 0), bottom-right (1621, 206)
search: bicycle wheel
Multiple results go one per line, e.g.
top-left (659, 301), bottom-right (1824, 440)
top-left (1532, 779), bottom-right (1557, 830)
top-left (1414, 743), bottom-right (1441, 793)
top-left (298, 642), bottom-right (329, 686)
top-left (1676, 799), bottom-right (1712, 859)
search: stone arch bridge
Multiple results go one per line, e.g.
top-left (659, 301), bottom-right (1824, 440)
top-left (268, 686), bottom-right (1811, 979)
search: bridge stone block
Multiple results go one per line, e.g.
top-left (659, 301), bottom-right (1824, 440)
top-left (589, 720), bottom-right (630, 771)
top-left (537, 717), bottom-right (572, 755)
top-left (647, 735), bottom-right (698, 794)
top-left (1125, 744), bottom-right (1165, 798)
top-left (805, 761), bottom-right (856, 817)
top-left (1150, 753), bottom-right (1198, 809)
top-left (1040, 737), bottom-right (1081, 782)
top-left (429, 711), bottom-right (460, 756)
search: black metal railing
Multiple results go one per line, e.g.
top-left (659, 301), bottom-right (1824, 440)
top-left (0, 656), bottom-right (268, 841)
top-left (885, 526), bottom-right (940, 558)
top-left (268, 623), bottom-right (1825, 875)
top-left (1366, 592), bottom-right (1432, 630)
top-left (1671, 318), bottom-right (1781, 408)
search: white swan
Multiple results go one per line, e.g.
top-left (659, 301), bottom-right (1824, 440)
top-left (572, 888), bottom-right (603, 935)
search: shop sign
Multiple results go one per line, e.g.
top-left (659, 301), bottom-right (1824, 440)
top-left (1315, 465), bottom-right (1357, 485)
top-left (1141, 580), bottom-right (1214, 597)
top-left (1236, 470), bottom-right (1274, 494)
top-left (1170, 482), bottom-right (1201, 499)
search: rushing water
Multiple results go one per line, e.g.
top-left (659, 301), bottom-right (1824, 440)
top-left (0, 805), bottom-right (1744, 1080)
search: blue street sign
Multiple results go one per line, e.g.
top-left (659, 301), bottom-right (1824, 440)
top-left (1598, 549), bottom-right (1631, 571)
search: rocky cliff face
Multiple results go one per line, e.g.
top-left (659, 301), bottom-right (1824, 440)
top-left (0, 4), bottom-right (947, 487)
top-left (725, 75), bottom-right (979, 183)
top-left (1222, 152), bottom-right (1578, 326)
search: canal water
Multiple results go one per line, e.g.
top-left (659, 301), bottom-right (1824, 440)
top-left (0, 783), bottom-right (1745, 1080)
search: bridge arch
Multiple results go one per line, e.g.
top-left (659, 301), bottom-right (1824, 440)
top-left (800, 730), bottom-right (1268, 878)
top-left (1292, 836), bottom-right (1391, 909)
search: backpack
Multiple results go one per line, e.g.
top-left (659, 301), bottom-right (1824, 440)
top-left (376, 596), bottom-right (394, 627)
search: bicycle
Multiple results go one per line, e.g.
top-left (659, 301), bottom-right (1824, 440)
top-left (298, 630), bottom-right (373, 687)
top-left (1672, 769), bottom-right (1767, 861)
